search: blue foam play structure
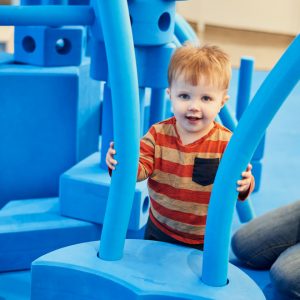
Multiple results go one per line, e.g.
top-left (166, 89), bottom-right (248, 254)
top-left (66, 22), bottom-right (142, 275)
top-left (0, 0), bottom-right (299, 299)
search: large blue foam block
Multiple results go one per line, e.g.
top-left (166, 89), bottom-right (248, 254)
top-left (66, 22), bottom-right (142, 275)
top-left (59, 152), bottom-right (150, 230)
top-left (14, 26), bottom-right (84, 66)
top-left (0, 60), bottom-right (100, 208)
top-left (0, 198), bottom-right (101, 272)
top-left (31, 240), bottom-right (265, 299)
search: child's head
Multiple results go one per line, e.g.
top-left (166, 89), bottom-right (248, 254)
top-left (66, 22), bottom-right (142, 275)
top-left (168, 43), bottom-right (231, 91)
top-left (167, 44), bottom-right (232, 142)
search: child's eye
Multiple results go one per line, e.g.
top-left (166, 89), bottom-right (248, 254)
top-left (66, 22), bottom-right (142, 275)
top-left (202, 95), bottom-right (212, 101)
top-left (178, 93), bottom-right (190, 100)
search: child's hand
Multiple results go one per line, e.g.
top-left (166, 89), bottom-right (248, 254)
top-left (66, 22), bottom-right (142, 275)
top-left (106, 141), bottom-right (118, 170)
top-left (237, 163), bottom-right (252, 193)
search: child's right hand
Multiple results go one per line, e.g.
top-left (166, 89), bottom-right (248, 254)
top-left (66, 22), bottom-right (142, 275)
top-left (106, 141), bottom-right (118, 170)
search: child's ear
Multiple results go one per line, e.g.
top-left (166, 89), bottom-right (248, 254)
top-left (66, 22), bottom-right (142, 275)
top-left (221, 95), bottom-right (230, 108)
top-left (166, 88), bottom-right (170, 97)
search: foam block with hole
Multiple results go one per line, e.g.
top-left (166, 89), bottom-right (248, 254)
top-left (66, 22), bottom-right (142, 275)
top-left (14, 26), bottom-right (83, 66)
top-left (59, 152), bottom-right (149, 230)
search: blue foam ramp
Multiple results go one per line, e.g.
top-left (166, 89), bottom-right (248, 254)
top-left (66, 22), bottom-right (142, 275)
top-left (59, 152), bottom-right (150, 230)
top-left (0, 198), bottom-right (101, 272)
top-left (31, 240), bottom-right (265, 299)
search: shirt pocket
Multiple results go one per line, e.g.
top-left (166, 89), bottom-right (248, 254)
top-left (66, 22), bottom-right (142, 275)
top-left (192, 157), bottom-right (220, 186)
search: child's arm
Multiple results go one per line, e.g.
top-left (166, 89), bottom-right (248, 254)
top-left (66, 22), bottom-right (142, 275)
top-left (105, 128), bottom-right (156, 181)
top-left (138, 129), bottom-right (156, 181)
top-left (237, 163), bottom-right (255, 200)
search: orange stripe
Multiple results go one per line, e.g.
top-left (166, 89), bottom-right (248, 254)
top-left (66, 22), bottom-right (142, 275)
top-left (151, 198), bottom-right (207, 226)
top-left (155, 133), bottom-right (228, 153)
top-left (140, 140), bottom-right (154, 153)
top-left (148, 179), bottom-right (211, 204)
top-left (154, 157), bottom-right (194, 177)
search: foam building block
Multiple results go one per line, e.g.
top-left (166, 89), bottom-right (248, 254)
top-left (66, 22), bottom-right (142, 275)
top-left (0, 198), bottom-right (101, 272)
top-left (59, 152), bottom-right (150, 231)
top-left (0, 60), bottom-right (100, 208)
top-left (31, 240), bottom-right (265, 299)
top-left (14, 26), bottom-right (84, 67)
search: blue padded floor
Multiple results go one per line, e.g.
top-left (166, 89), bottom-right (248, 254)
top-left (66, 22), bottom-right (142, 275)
top-left (0, 69), bottom-right (299, 299)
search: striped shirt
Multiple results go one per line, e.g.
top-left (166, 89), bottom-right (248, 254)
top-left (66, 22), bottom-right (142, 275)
top-left (138, 116), bottom-right (252, 245)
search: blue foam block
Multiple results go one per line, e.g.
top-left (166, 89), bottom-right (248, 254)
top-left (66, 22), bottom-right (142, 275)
top-left (0, 198), bottom-right (101, 272)
top-left (59, 152), bottom-right (150, 230)
top-left (0, 60), bottom-right (100, 207)
top-left (14, 26), bottom-right (84, 67)
top-left (31, 240), bottom-right (265, 299)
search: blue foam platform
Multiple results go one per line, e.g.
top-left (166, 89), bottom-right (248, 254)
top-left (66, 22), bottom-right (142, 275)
top-left (59, 152), bottom-right (150, 230)
top-left (0, 59), bottom-right (100, 208)
top-left (31, 239), bottom-right (265, 300)
top-left (0, 198), bottom-right (101, 272)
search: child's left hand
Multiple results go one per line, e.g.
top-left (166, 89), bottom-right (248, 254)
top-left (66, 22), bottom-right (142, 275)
top-left (237, 163), bottom-right (253, 193)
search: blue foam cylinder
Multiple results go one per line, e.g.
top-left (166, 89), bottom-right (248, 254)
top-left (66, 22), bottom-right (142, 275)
top-left (149, 88), bottom-right (167, 127)
top-left (100, 84), bottom-right (113, 169)
top-left (89, 39), bottom-right (107, 81)
top-left (135, 43), bottom-right (175, 88)
top-left (236, 57), bottom-right (254, 120)
top-left (96, 0), bottom-right (140, 260)
top-left (128, 0), bottom-right (176, 45)
top-left (139, 88), bottom-right (146, 136)
top-left (236, 57), bottom-right (265, 187)
top-left (202, 35), bottom-right (300, 286)
top-left (0, 5), bottom-right (93, 26)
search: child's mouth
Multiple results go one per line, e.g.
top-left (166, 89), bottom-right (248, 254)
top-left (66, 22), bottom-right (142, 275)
top-left (186, 116), bottom-right (201, 121)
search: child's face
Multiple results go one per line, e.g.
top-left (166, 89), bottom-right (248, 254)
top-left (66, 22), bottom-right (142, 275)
top-left (168, 75), bottom-right (229, 139)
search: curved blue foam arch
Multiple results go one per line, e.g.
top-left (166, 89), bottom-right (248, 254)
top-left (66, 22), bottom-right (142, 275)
top-left (0, 5), bottom-right (93, 26)
top-left (202, 34), bottom-right (300, 286)
top-left (96, 0), bottom-right (140, 260)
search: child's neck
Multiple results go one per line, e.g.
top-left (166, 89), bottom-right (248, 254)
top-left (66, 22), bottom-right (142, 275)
top-left (176, 122), bottom-right (215, 145)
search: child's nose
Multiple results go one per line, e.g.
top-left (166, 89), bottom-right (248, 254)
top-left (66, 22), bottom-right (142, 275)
top-left (188, 99), bottom-right (201, 111)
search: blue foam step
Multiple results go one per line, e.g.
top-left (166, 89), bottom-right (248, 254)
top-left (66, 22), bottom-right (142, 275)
top-left (31, 239), bottom-right (265, 299)
top-left (59, 152), bottom-right (150, 230)
top-left (0, 198), bottom-right (101, 272)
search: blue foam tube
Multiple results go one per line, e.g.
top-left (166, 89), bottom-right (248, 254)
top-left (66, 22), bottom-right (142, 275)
top-left (139, 88), bottom-right (146, 136)
top-left (202, 35), bottom-right (300, 286)
top-left (219, 105), bottom-right (255, 223)
top-left (149, 88), bottom-right (166, 127)
top-left (0, 5), bottom-right (93, 26)
top-left (100, 84), bottom-right (113, 169)
top-left (97, 0), bottom-right (140, 260)
top-left (236, 57), bottom-right (254, 120)
top-left (174, 13), bottom-right (199, 44)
